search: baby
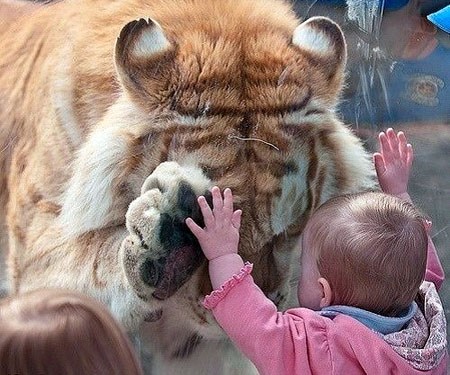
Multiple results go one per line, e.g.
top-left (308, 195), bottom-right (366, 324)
top-left (186, 129), bottom-right (448, 374)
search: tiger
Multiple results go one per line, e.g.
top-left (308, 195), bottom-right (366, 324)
top-left (0, 0), bottom-right (375, 373)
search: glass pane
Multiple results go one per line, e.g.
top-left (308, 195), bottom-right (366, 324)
top-left (294, 0), bottom-right (450, 342)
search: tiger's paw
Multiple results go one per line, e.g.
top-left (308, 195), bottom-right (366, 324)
top-left (121, 162), bottom-right (212, 302)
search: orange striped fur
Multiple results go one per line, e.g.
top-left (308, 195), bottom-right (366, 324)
top-left (0, 0), bottom-right (374, 372)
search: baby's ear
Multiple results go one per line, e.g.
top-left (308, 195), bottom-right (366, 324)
top-left (318, 277), bottom-right (333, 308)
top-left (114, 18), bottom-right (175, 101)
top-left (292, 17), bottom-right (347, 94)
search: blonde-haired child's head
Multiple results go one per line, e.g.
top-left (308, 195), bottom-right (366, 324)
top-left (298, 191), bottom-right (428, 316)
top-left (0, 288), bottom-right (143, 375)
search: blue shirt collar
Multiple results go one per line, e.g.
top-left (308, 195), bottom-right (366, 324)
top-left (319, 302), bottom-right (417, 335)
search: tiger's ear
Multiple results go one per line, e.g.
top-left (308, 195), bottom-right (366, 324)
top-left (115, 18), bottom-right (175, 99)
top-left (292, 17), bottom-right (347, 87)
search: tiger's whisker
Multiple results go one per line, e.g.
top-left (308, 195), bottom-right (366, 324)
top-left (227, 134), bottom-right (280, 151)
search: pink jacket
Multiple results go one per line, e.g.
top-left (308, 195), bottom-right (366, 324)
top-left (203, 234), bottom-right (448, 375)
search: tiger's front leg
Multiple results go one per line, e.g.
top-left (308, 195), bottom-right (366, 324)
top-left (121, 162), bottom-right (212, 302)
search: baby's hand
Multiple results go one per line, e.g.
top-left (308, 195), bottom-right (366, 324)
top-left (373, 128), bottom-right (413, 196)
top-left (186, 186), bottom-right (242, 261)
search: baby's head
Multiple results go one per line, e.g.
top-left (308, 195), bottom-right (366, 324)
top-left (298, 191), bottom-right (428, 316)
top-left (0, 288), bottom-right (142, 375)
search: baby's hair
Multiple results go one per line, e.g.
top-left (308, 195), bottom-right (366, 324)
top-left (304, 191), bottom-right (428, 316)
top-left (0, 288), bottom-right (143, 375)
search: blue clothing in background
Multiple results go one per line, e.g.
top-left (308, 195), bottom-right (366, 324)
top-left (339, 43), bottom-right (450, 124)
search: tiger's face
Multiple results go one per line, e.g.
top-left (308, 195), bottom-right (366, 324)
top-left (112, 10), bottom-right (350, 304)
top-left (116, 14), bottom-right (346, 245)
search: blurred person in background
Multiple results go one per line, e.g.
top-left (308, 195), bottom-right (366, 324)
top-left (0, 288), bottom-right (143, 375)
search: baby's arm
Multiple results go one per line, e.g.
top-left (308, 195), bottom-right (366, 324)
top-left (423, 222), bottom-right (445, 289)
top-left (186, 187), bottom-right (322, 373)
top-left (374, 128), bottom-right (444, 289)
